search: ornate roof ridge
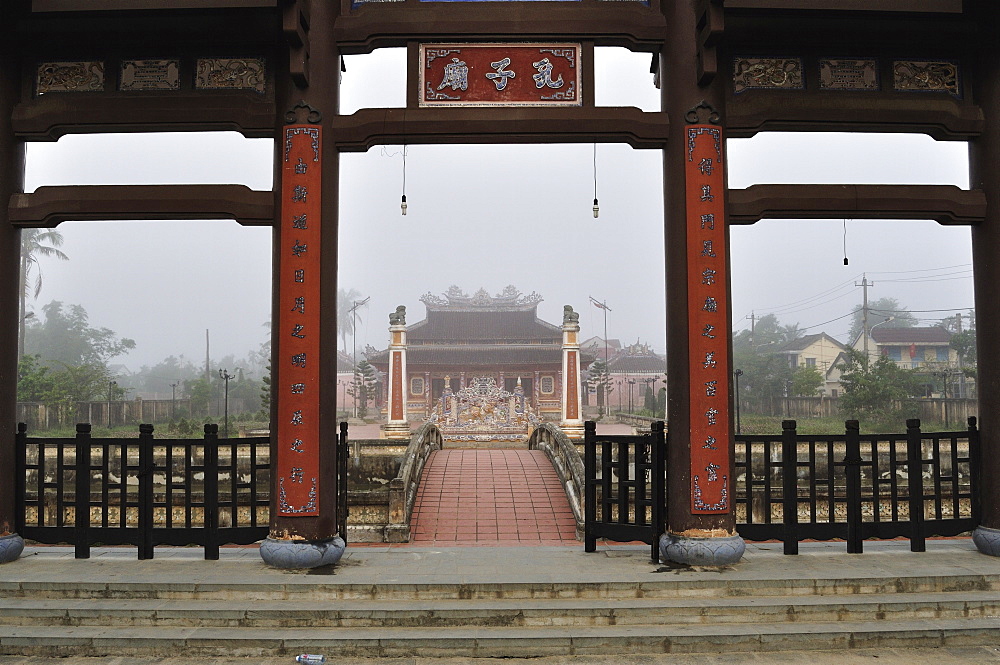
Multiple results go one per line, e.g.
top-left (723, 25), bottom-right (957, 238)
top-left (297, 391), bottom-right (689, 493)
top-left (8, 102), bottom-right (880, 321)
top-left (420, 285), bottom-right (543, 311)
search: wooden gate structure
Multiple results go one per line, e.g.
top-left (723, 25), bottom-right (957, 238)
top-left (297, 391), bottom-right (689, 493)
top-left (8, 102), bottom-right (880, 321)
top-left (1, 1), bottom-right (999, 567)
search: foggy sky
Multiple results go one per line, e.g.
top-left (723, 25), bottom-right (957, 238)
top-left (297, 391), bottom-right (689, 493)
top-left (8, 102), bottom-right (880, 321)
top-left (20, 48), bottom-right (973, 372)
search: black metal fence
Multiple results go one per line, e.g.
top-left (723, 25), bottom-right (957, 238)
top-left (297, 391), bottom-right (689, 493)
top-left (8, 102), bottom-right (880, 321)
top-left (584, 420), bottom-right (665, 560)
top-left (735, 417), bottom-right (980, 554)
top-left (583, 418), bottom-right (980, 556)
top-left (14, 422), bottom-right (352, 559)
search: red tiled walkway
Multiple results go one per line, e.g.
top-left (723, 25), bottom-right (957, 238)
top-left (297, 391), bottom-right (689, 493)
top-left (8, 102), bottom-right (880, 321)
top-left (410, 449), bottom-right (578, 545)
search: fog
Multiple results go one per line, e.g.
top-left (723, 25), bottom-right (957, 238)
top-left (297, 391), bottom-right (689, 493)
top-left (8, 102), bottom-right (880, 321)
top-left (20, 48), bottom-right (973, 375)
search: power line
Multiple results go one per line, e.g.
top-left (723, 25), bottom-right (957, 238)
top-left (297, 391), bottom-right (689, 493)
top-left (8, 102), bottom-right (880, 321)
top-left (867, 263), bottom-right (971, 275)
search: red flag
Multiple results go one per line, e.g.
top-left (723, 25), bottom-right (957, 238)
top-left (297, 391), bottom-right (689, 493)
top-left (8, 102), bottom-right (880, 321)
top-left (909, 344), bottom-right (917, 359)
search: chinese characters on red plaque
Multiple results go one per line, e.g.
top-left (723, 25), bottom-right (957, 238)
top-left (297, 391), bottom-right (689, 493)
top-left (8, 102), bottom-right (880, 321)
top-left (685, 125), bottom-right (730, 515)
top-left (276, 125), bottom-right (322, 517)
top-left (565, 351), bottom-right (579, 420)
top-left (419, 44), bottom-right (581, 107)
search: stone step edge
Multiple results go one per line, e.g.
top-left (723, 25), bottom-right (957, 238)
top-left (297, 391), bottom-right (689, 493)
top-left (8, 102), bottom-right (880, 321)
top-left (2, 618), bottom-right (999, 657)
top-left (3, 590), bottom-right (1000, 615)
top-left (2, 574), bottom-right (998, 600)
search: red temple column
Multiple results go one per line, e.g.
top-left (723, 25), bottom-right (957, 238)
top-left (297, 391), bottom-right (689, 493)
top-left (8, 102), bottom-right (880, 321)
top-left (0, 15), bottom-right (25, 564)
top-left (970, 2), bottom-right (1000, 557)
top-left (560, 305), bottom-right (584, 439)
top-left (259, 1), bottom-right (345, 568)
top-left (659, 0), bottom-right (744, 566)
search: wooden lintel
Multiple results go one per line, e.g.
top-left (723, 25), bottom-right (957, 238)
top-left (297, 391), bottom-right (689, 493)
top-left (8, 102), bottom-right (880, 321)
top-left (725, 95), bottom-right (983, 141)
top-left (12, 93), bottom-right (275, 141)
top-left (8, 185), bottom-right (274, 228)
top-left (331, 107), bottom-right (669, 151)
top-left (727, 184), bottom-right (986, 225)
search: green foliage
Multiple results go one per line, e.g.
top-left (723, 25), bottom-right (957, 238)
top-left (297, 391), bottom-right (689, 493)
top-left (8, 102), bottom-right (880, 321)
top-left (17, 354), bottom-right (54, 402)
top-left (586, 359), bottom-right (613, 416)
top-left (643, 386), bottom-right (657, 413)
top-left (24, 300), bottom-right (135, 367)
top-left (656, 387), bottom-right (666, 419)
top-left (733, 313), bottom-right (802, 352)
top-left (185, 378), bottom-right (214, 417)
top-left (847, 297), bottom-right (917, 344)
top-left (950, 329), bottom-right (977, 376)
top-left (790, 365), bottom-right (824, 397)
top-left (347, 359), bottom-right (380, 419)
top-left (838, 348), bottom-right (923, 425)
top-left (259, 363), bottom-right (271, 419)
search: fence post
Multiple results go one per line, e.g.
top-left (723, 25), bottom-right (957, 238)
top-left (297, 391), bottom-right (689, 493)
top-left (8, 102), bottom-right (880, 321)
top-left (338, 421), bottom-right (349, 545)
top-left (74, 423), bottom-right (92, 559)
top-left (781, 419), bottom-right (799, 555)
top-left (650, 420), bottom-right (665, 563)
top-left (905, 418), bottom-right (926, 553)
top-left (14, 423), bottom-right (26, 535)
top-left (968, 416), bottom-right (981, 527)
top-left (203, 424), bottom-right (219, 561)
top-left (844, 420), bottom-right (863, 554)
top-left (584, 420), bottom-right (597, 553)
top-left (137, 423), bottom-right (155, 560)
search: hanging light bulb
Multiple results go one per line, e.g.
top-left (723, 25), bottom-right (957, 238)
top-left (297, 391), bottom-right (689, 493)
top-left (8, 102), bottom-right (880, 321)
top-left (592, 143), bottom-right (600, 219)
top-left (592, 198), bottom-right (600, 218)
top-left (400, 194), bottom-right (407, 216)
top-left (400, 143), bottom-right (408, 216)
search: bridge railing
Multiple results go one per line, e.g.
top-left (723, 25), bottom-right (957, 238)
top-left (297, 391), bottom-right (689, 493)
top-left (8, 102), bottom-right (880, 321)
top-left (388, 422), bottom-right (442, 542)
top-left (527, 423), bottom-right (585, 537)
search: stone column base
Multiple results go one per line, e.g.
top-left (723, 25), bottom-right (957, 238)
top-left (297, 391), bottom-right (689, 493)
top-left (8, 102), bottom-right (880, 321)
top-left (660, 531), bottom-right (745, 566)
top-left (973, 526), bottom-right (1000, 557)
top-left (381, 423), bottom-right (411, 440)
top-left (0, 533), bottom-right (24, 564)
top-left (560, 423), bottom-right (585, 440)
top-left (259, 536), bottom-right (345, 569)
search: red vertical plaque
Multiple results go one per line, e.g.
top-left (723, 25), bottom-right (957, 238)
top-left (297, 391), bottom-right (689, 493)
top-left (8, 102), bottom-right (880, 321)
top-left (686, 124), bottom-right (730, 515)
top-left (390, 351), bottom-right (404, 421)
top-left (566, 350), bottom-right (579, 420)
top-left (276, 125), bottom-right (322, 517)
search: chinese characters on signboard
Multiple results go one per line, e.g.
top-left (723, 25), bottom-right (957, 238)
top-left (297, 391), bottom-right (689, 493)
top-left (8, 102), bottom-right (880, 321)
top-left (276, 125), bottom-right (321, 517)
top-left (685, 125), bottom-right (730, 515)
top-left (419, 44), bottom-right (581, 106)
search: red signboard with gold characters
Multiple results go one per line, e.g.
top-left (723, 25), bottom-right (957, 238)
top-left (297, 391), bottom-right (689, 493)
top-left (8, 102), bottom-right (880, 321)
top-left (686, 123), bottom-right (731, 515)
top-left (420, 44), bottom-right (581, 107)
top-left (276, 125), bottom-right (322, 517)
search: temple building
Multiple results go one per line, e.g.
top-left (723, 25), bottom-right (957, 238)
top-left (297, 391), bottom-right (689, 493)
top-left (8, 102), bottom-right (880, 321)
top-left (370, 286), bottom-right (592, 422)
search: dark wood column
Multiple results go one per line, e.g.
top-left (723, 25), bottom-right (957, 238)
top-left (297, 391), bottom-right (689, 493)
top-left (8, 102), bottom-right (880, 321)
top-left (0, 14), bottom-right (25, 543)
top-left (266, 0), bottom-right (342, 550)
top-left (969, 2), bottom-right (1000, 554)
top-left (660, 0), bottom-right (742, 564)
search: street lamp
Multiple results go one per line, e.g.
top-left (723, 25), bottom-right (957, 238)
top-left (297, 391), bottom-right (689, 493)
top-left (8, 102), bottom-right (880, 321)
top-left (219, 368), bottom-right (237, 439)
top-left (169, 381), bottom-right (180, 422)
top-left (733, 369), bottom-right (744, 434)
top-left (107, 380), bottom-right (117, 429)
top-left (627, 379), bottom-right (636, 414)
top-left (868, 316), bottom-right (895, 360)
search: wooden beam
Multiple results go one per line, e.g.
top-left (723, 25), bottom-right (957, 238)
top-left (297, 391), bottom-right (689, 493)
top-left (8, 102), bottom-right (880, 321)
top-left (727, 184), bottom-right (986, 225)
top-left (331, 107), bottom-right (669, 151)
top-left (723, 0), bottom-right (963, 11)
top-left (8, 184), bottom-right (274, 227)
top-left (12, 93), bottom-right (275, 140)
top-left (32, 0), bottom-right (277, 10)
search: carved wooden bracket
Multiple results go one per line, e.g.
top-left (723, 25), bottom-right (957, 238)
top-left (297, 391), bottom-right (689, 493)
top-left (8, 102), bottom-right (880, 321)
top-left (283, 0), bottom-right (311, 88)
top-left (696, 0), bottom-right (725, 87)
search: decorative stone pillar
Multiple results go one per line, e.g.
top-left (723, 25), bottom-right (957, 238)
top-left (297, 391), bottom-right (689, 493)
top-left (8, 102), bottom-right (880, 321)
top-left (659, 0), bottom-right (744, 566)
top-left (424, 371), bottom-right (431, 417)
top-left (382, 306), bottom-right (411, 439)
top-left (560, 305), bottom-right (585, 439)
top-left (970, 2), bottom-right (1000, 557)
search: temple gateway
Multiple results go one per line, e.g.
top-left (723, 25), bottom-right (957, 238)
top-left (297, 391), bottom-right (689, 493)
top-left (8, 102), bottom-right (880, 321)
top-left (370, 286), bottom-right (593, 440)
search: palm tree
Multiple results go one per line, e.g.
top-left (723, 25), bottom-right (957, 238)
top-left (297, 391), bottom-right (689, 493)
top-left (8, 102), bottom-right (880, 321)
top-left (19, 229), bottom-right (69, 359)
top-left (337, 287), bottom-right (362, 354)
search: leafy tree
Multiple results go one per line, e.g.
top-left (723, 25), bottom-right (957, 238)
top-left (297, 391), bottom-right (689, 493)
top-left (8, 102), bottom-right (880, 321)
top-left (347, 359), bottom-right (380, 418)
top-left (847, 297), bottom-right (917, 344)
top-left (24, 300), bottom-right (135, 367)
top-left (259, 363), bottom-right (271, 419)
top-left (790, 365), bottom-right (824, 397)
top-left (185, 378), bottom-right (215, 417)
top-left (656, 387), bottom-right (666, 419)
top-left (733, 313), bottom-right (802, 352)
top-left (950, 329), bottom-right (977, 379)
top-left (733, 313), bottom-right (802, 414)
top-left (19, 229), bottom-right (69, 359)
top-left (586, 359), bottom-right (613, 416)
top-left (17, 354), bottom-right (55, 402)
top-left (838, 348), bottom-right (923, 425)
top-left (643, 385), bottom-right (657, 413)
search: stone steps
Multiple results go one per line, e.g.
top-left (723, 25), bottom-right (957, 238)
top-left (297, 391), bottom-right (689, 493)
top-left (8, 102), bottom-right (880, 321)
top-left (2, 618), bottom-right (1000, 658)
top-left (2, 591), bottom-right (1000, 628)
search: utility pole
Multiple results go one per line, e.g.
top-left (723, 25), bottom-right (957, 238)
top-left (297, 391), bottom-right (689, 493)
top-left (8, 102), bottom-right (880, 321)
top-left (169, 381), bottom-right (179, 421)
top-left (855, 274), bottom-right (873, 357)
top-left (746, 311), bottom-right (756, 346)
top-left (348, 296), bottom-right (370, 419)
top-left (204, 328), bottom-right (210, 381)
top-left (589, 296), bottom-right (612, 365)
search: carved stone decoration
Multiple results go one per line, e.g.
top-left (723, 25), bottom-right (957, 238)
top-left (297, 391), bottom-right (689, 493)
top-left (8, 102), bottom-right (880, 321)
top-left (36, 61), bottom-right (104, 94)
top-left (819, 59), bottom-right (878, 91)
top-left (195, 58), bottom-right (266, 94)
top-left (732, 57), bottom-right (803, 94)
top-left (893, 60), bottom-right (960, 97)
top-left (120, 59), bottom-right (180, 91)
